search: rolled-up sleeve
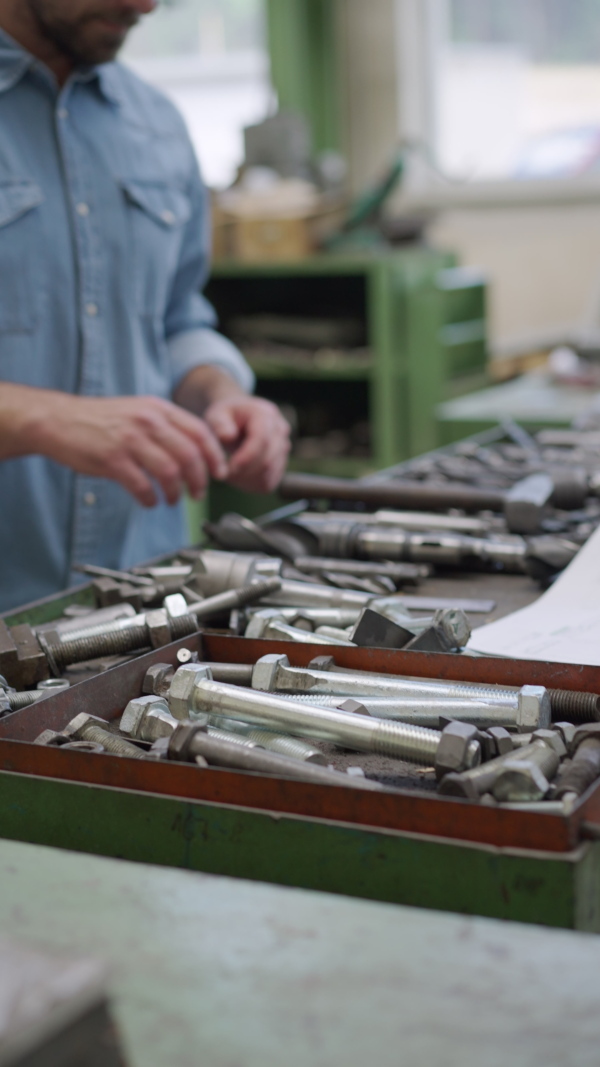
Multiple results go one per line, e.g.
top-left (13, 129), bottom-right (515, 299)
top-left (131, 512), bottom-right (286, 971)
top-left (164, 158), bottom-right (255, 394)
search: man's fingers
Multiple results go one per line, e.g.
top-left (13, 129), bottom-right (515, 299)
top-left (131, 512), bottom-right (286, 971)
top-left (146, 420), bottom-right (211, 500)
top-left (203, 404), bottom-right (241, 445)
top-left (166, 406), bottom-right (228, 479)
top-left (112, 458), bottom-right (158, 508)
top-left (128, 437), bottom-right (185, 506)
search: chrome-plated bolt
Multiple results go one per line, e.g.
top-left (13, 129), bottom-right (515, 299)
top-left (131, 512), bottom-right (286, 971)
top-left (278, 693), bottom-right (527, 730)
top-left (167, 722), bottom-right (384, 790)
top-left (251, 654), bottom-right (550, 731)
top-left (121, 693), bottom-right (324, 764)
top-left (209, 718), bottom-right (327, 765)
top-left (171, 666), bottom-right (481, 773)
top-left (64, 713), bottom-right (146, 758)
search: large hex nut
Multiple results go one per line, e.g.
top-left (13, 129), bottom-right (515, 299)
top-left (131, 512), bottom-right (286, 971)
top-left (142, 663), bottom-right (174, 696)
top-left (168, 664), bottom-right (212, 721)
top-left (121, 695), bottom-right (172, 740)
top-left (252, 654), bottom-right (290, 693)
top-left (531, 728), bottom-right (567, 759)
top-left (492, 759), bottom-right (550, 803)
top-left (435, 721), bottom-right (481, 780)
top-left (517, 686), bottom-right (551, 731)
top-left (146, 609), bottom-right (172, 650)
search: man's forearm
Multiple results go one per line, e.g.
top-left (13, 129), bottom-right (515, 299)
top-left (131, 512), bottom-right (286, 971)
top-left (173, 365), bottom-right (247, 417)
top-left (0, 382), bottom-right (67, 460)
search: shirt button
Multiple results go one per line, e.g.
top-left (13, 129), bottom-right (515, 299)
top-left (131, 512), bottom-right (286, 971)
top-left (85, 302), bottom-right (98, 317)
top-left (161, 209), bottom-right (175, 225)
top-left (76, 202), bottom-right (90, 217)
top-left (83, 492), bottom-right (96, 506)
top-left (57, 107), bottom-right (69, 119)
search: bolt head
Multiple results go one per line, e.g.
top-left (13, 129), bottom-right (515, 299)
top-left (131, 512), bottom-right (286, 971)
top-left (146, 609), bottom-right (171, 650)
top-left (142, 663), bottom-right (174, 696)
top-left (252, 654), bottom-right (290, 692)
top-left (63, 712), bottom-right (103, 739)
top-left (433, 608), bottom-right (471, 650)
top-left (435, 721), bottom-right (481, 779)
top-left (168, 664), bottom-right (212, 720)
top-left (517, 686), bottom-right (551, 730)
top-left (121, 695), bottom-right (171, 739)
top-left (486, 726), bottom-right (514, 757)
top-left (531, 728), bottom-right (567, 759)
top-left (164, 594), bottom-right (188, 619)
top-left (492, 758), bottom-right (550, 802)
top-left (553, 722), bottom-right (578, 753)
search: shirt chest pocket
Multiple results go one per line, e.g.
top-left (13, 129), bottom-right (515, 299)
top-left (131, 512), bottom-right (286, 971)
top-left (0, 180), bottom-right (44, 334)
top-left (121, 180), bottom-right (191, 319)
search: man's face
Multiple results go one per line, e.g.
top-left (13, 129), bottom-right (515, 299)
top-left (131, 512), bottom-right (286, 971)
top-left (25, 0), bottom-right (157, 65)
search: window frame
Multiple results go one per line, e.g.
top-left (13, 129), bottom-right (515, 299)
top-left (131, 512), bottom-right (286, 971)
top-left (394, 0), bottom-right (600, 209)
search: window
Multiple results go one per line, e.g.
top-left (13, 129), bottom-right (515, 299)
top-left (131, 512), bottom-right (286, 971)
top-left (397, 0), bottom-right (600, 196)
top-left (122, 0), bottom-right (273, 188)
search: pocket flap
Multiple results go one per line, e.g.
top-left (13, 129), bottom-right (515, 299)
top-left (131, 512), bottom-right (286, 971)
top-left (0, 180), bottom-right (44, 228)
top-left (122, 179), bottom-right (191, 228)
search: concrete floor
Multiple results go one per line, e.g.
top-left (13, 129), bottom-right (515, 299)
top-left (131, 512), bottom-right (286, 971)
top-left (0, 837), bottom-right (599, 1067)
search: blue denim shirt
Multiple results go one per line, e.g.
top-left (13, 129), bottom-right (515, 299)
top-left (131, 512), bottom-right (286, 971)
top-left (0, 30), bottom-right (254, 612)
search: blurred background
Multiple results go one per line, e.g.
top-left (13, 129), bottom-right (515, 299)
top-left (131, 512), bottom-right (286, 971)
top-left (122, 0), bottom-right (600, 493)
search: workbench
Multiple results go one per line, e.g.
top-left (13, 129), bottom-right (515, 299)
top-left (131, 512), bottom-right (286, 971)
top-left (1, 837), bottom-right (599, 1067)
top-left (438, 369), bottom-right (600, 443)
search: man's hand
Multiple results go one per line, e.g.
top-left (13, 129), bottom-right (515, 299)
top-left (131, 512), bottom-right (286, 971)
top-left (204, 396), bottom-right (291, 493)
top-left (4, 386), bottom-right (228, 508)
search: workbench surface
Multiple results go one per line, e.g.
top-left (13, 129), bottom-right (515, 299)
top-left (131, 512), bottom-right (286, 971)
top-left (0, 838), bottom-right (599, 1067)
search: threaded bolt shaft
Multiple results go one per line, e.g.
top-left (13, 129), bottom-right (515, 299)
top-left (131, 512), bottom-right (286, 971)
top-left (207, 728), bottom-right (260, 750)
top-left (7, 691), bottom-right (43, 711)
top-left (239, 729), bottom-right (326, 765)
top-left (548, 689), bottom-right (600, 722)
top-left (170, 614), bottom-right (201, 640)
top-left (77, 722), bottom-right (146, 758)
top-left (42, 625), bottom-right (150, 672)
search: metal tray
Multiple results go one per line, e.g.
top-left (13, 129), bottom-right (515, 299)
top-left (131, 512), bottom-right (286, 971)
top-left (0, 633), bottom-right (599, 931)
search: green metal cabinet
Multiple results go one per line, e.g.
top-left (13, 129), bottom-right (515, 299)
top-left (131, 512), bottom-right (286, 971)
top-left (205, 253), bottom-right (488, 519)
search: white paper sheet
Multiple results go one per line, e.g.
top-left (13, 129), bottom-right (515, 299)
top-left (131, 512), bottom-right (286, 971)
top-left (467, 524), bottom-right (600, 664)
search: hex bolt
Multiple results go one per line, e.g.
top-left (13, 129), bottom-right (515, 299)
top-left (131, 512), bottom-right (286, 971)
top-left (4, 690), bottom-right (46, 711)
top-left (208, 718), bottom-right (327, 765)
top-left (439, 739), bottom-right (560, 801)
top-left (167, 722), bottom-right (385, 791)
top-left (121, 694), bottom-right (318, 762)
top-left (554, 723), bottom-right (600, 798)
top-left (39, 614), bottom-right (199, 674)
top-left (63, 713), bottom-right (146, 758)
top-left (171, 666), bottom-right (481, 774)
top-left (251, 654), bottom-right (551, 731)
top-left (277, 693), bottom-right (529, 730)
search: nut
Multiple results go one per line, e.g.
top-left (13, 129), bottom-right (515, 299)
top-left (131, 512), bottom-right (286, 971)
top-left (531, 728), bottom-right (567, 759)
top-left (168, 664), bottom-right (212, 721)
top-left (492, 759), bottom-right (551, 803)
top-left (252, 653), bottom-right (289, 693)
top-left (146, 609), bottom-right (171, 650)
top-left (142, 663), bottom-right (174, 696)
top-left (435, 721), bottom-right (480, 779)
top-left (571, 722), bottom-right (600, 751)
top-left (553, 722), bottom-right (577, 752)
top-left (120, 695), bottom-right (175, 742)
top-left (487, 726), bottom-right (514, 757)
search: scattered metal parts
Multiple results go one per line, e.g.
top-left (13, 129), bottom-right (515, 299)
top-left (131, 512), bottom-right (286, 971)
top-left (439, 738), bottom-right (560, 801)
top-left (63, 713), bottom-right (146, 758)
top-left (555, 723), bottom-right (600, 798)
top-left (170, 665), bottom-right (481, 772)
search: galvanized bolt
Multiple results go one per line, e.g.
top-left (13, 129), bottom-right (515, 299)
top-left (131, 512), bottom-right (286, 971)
top-left (278, 692), bottom-right (532, 731)
top-left (39, 613), bottom-right (200, 674)
top-left (439, 738), bottom-right (560, 802)
top-left (251, 654), bottom-right (551, 731)
top-left (63, 713), bottom-right (146, 758)
top-left (169, 666), bottom-right (481, 774)
top-left (208, 718), bottom-right (327, 765)
top-left (166, 722), bottom-right (384, 791)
